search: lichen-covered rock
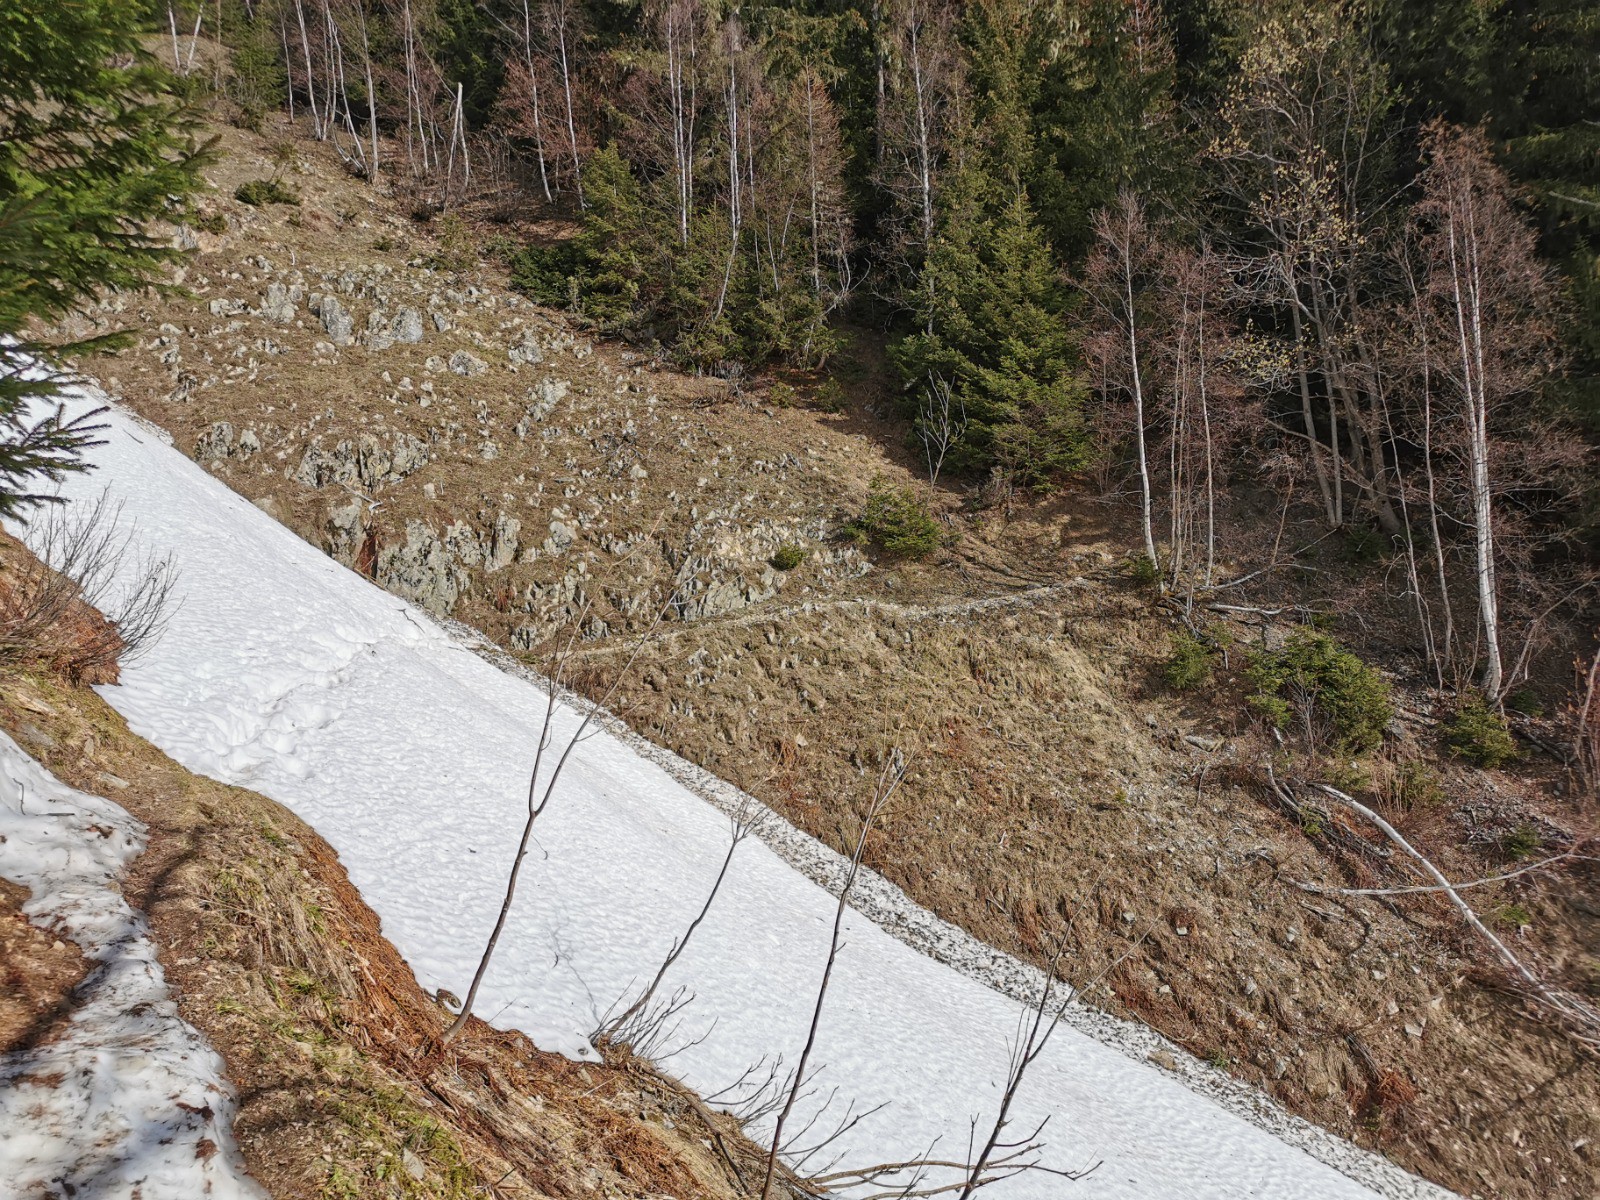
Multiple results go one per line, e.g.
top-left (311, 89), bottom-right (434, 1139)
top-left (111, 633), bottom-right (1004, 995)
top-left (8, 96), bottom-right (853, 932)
top-left (194, 422), bottom-right (235, 461)
top-left (294, 441), bottom-right (358, 489)
top-left (166, 371), bottom-right (200, 404)
top-left (259, 282), bottom-right (296, 323)
top-left (296, 432), bottom-right (430, 490)
top-left (363, 310), bottom-right (393, 351)
top-left (507, 329), bottom-right (543, 366)
top-left (388, 433), bottom-right (430, 479)
top-left (325, 497), bottom-right (365, 565)
top-left (448, 349), bottom-right (488, 377)
top-left (514, 378), bottom-right (570, 438)
top-left (486, 512), bottom-right (520, 573)
top-left (377, 520), bottom-right (467, 615)
top-left (319, 295), bottom-right (355, 345)
top-left (391, 308), bottom-right (425, 344)
top-left (543, 520), bottom-right (576, 556)
top-left (444, 521), bottom-right (483, 569)
top-left (194, 422), bottom-right (263, 464)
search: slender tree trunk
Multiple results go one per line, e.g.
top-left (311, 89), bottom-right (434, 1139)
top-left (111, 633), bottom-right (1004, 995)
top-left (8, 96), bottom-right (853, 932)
top-left (518, 0), bottom-right (553, 201)
top-left (293, 0), bottom-right (322, 138)
top-left (1447, 204), bottom-right (1503, 698)
top-left (804, 73), bottom-right (823, 298)
top-left (909, 17), bottom-right (935, 331)
top-left (1289, 298), bottom-right (1337, 528)
top-left (1122, 239), bottom-right (1158, 576)
top-left (280, 14), bottom-right (296, 120)
top-left (550, 0), bottom-right (584, 207)
top-left (353, 0), bottom-right (379, 182)
top-left (1197, 291), bottom-right (1217, 587)
top-left (664, 3), bottom-right (691, 244)
top-left (168, 4), bottom-right (184, 73)
top-left (872, 0), bottom-right (886, 167)
top-left (1308, 284), bottom-right (1346, 526)
top-left (713, 25), bottom-right (742, 321)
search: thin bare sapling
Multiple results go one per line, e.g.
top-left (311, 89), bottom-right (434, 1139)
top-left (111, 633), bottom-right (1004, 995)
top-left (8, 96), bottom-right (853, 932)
top-left (442, 595), bottom-right (672, 1043)
top-left (757, 750), bottom-right (909, 1199)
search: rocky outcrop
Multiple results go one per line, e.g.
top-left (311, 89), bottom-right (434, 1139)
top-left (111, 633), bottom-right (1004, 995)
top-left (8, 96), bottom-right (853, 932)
top-left (670, 554), bottom-right (779, 621)
top-left (325, 497), bottom-right (366, 566)
top-left (376, 520), bottom-right (469, 615)
top-left (486, 512), bottom-right (521, 573)
top-left (507, 329), bottom-right (543, 366)
top-left (293, 432), bottom-right (430, 490)
top-left (259, 282), bottom-right (298, 323)
top-left (542, 519), bottom-right (576, 556)
top-left (514, 378), bottom-right (570, 438)
top-left (340, 509), bottom-right (523, 617)
top-left (363, 311), bottom-right (393, 351)
top-left (193, 422), bottom-right (261, 463)
top-left (314, 295), bottom-right (355, 345)
top-left (391, 308), bottom-right (426, 344)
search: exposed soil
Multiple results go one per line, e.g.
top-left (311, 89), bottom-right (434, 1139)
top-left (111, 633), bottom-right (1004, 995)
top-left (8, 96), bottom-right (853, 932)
top-left (63, 115), bottom-right (1600, 1198)
top-left (0, 873), bottom-right (92, 1061)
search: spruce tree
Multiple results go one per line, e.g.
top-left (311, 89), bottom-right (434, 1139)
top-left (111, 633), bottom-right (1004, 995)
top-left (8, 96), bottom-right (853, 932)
top-left (573, 144), bottom-right (646, 324)
top-left (0, 0), bottom-right (209, 519)
top-left (893, 158), bottom-right (1087, 486)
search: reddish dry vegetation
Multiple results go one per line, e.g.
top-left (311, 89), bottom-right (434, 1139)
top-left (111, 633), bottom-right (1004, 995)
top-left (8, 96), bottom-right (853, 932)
top-left (0, 529), bottom-right (123, 685)
top-left (0, 876), bottom-right (92, 1064)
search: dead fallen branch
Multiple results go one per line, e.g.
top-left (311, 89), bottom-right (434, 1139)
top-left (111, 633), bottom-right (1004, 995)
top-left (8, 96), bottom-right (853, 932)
top-left (1313, 783), bottom-right (1600, 1045)
top-left (1287, 848), bottom-right (1587, 898)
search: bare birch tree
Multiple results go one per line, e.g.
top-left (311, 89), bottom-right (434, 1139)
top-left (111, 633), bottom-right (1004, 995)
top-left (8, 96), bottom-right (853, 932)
top-left (876, 0), bottom-right (964, 318)
top-left (1414, 122), bottom-right (1558, 701)
top-left (542, 0), bottom-right (588, 205)
top-left (1086, 191), bottom-right (1162, 578)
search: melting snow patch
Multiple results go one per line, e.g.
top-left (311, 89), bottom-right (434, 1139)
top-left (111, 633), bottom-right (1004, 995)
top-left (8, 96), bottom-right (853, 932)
top-left (0, 731), bottom-right (265, 1199)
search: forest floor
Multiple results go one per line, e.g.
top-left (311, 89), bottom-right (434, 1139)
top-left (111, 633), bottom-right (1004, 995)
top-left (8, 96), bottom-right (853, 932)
top-left (0, 530), bottom-right (778, 1200)
top-left (69, 115), bottom-right (1600, 1199)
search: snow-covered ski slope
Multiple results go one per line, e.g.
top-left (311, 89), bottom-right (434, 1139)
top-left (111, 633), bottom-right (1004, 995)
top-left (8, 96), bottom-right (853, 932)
top-left (36, 385), bottom-right (1453, 1199)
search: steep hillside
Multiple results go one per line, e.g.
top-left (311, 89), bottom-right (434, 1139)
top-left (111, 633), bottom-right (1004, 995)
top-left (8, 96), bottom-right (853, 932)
top-left (71, 117), bottom-right (1600, 1198)
top-left (0, 532), bottom-right (773, 1200)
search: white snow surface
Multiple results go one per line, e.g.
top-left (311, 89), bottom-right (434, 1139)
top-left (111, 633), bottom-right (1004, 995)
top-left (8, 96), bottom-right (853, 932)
top-left (22, 385), bottom-right (1457, 1199)
top-left (0, 730), bottom-right (266, 1200)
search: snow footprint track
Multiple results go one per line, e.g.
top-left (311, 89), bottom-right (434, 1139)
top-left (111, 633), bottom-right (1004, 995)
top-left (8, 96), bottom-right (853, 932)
top-left (140, 620), bottom-right (391, 788)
